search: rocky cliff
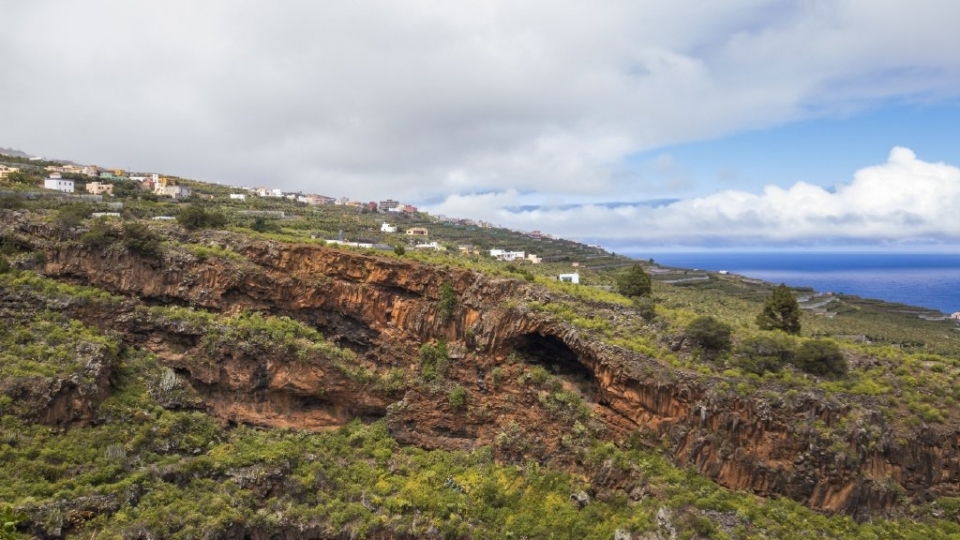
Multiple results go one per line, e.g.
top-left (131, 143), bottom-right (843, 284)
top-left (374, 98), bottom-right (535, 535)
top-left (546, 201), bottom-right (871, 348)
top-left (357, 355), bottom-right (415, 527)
top-left (3, 213), bottom-right (958, 518)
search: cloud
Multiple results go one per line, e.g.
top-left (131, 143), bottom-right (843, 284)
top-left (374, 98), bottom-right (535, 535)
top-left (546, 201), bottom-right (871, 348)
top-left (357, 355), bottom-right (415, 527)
top-left (426, 148), bottom-right (960, 248)
top-left (2, 1), bottom-right (960, 203)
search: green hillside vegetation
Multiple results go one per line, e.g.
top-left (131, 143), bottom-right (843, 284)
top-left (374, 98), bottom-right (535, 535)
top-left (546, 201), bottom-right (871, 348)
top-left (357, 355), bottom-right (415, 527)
top-left (3, 162), bottom-right (960, 537)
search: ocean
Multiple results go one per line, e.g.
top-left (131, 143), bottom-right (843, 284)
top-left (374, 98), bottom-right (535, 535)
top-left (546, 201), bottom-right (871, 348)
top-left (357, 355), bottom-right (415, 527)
top-left (629, 252), bottom-right (960, 315)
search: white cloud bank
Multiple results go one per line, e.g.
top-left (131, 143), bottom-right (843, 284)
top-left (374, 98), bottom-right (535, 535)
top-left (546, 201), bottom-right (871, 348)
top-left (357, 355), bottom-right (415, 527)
top-left (427, 147), bottom-right (960, 248)
top-left (2, 1), bottom-right (960, 203)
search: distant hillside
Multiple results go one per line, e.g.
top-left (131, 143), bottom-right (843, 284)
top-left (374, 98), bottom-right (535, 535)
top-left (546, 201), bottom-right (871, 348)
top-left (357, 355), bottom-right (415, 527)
top-left (0, 147), bottom-right (30, 158)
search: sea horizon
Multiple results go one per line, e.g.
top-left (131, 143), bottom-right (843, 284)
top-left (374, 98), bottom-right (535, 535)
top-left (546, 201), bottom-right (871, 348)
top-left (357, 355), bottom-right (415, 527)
top-left (623, 250), bottom-right (960, 315)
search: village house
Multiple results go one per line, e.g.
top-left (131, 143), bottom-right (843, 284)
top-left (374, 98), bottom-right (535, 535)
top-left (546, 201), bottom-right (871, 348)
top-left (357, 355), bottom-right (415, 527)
top-left (414, 241), bottom-right (445, 251)
top-left (44, 177), bottom-right (74, 193)
top-left (558, 272), bottom-right (580, 284)
top-left (85, 182), bottom-right (114, 196)
top-left (380, 223), bottom-right (398, 233)
top-left (229, 193), bottom-right (246, 201)
top-left (379, 199), bottom-right (400, 211)
top-left (526, 254), bottom-right (542, 264)
top-left (301, 194), bottom-right (335, 206)
top-left (0, 165), bottom-right (20, 179)
top-left (405, 227), bottom-right (428, 237)
top-left (154, 184), bottom-right (192, 199)
top-left (489, 249), bottom-right (525, 262)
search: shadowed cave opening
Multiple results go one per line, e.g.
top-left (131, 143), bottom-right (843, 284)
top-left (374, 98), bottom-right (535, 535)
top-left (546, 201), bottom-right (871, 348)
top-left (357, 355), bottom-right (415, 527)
top-left (510, 332), bottom-right (602, 404)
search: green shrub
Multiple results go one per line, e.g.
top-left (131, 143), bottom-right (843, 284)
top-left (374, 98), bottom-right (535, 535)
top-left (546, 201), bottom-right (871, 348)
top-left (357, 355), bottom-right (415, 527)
top-left (733, 333), bottom-right (797, 374)
top-left (794, 339), bottom-right (847, 378)
top-left (686, 315), bottom-right (732, 352)
top-left (122, 221), bottom-right (162, 258)
top-left (56, 204), bottom-right (93, 228)
top-left (177, 205), bottom-right (227, 230)
top-left (438, 281), bottom-right (457, 322)
top-left (79, 219), bottom-right (120, 249)
top-left (447, 385), bottom-right (467, 409)
top-left (419, 341), bottom-right (449, 381)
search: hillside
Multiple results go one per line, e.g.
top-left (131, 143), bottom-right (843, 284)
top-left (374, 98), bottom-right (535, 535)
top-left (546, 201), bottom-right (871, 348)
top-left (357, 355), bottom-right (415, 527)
top-left (1, 166), bottom-right (960, 539)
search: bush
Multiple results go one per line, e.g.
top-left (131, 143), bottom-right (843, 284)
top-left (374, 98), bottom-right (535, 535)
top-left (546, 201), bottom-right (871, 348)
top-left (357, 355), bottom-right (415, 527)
top-left (56, 204), bottom-right (93, 228)
top-left (122, 221), bottom-right (163, 258)
top-left (617, 264), bottom-right (652, 298)
top-left (633, 297), bottom-right (657, 321)
top-left (177, 205), bottom-right (227, 230)
top-left (686, 316), bottom-right (732, 352)
top-left (438, 281), bottom-right (457, 322)
top-left (80, 219), bottom-right (120, 249)
top-left (419, 341), bottom-right (449, 382)
top-left (447, 386), bottom-right (467, 410)
top-left (249, 217), bottom-right (280, 233)
top-left (733, 333), bottom-right (797, 375)
top-left (794, 339), bottom-right (847, 378)
top-left (0, 196), bottom-right (23, 209)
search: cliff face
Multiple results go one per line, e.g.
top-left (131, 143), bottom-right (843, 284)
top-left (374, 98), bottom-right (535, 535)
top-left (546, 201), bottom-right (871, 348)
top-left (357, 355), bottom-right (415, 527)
top-left (5, 217), bottom-right (958, 517)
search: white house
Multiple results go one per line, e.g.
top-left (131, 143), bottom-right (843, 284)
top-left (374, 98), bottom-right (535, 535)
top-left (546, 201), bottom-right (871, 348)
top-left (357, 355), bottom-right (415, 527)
top-left (44, 178), bottom-right (74, 193)
top-left (229, 193), bottom-right (247, 201)
top-left (489, 249), bottom-right (525, 261)
top-left (414, 241), bottom-right (445, 251)
top-left (154, 185), bottom-right (192, 199)
top-left (558, 273), bottom-right (580, 284)
top-left (380, 223), bottom-right (397, 233)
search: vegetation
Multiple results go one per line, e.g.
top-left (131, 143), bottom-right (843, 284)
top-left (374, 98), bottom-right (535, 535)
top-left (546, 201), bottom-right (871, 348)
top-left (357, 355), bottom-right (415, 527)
top-left (418, 341), bottom-right (449, 382)
top-left (121, 221), bottom-right (163, 258)
top-left (3, 154), bottom-right (960, 537)
top-left (438, 281), bottom-right (457, 322)
top-left (685, 315), bottom-right (733, 352)
top-left (616, 264), bottom-right (652, 298)
top-left (794, 339), bottom-right (847, 378)
top-left (177, 205), bottom-right (227, 229)
top-left (447, 385), bottom-right (468, 409)
top-left (757, 283), bottom-right (802, 334)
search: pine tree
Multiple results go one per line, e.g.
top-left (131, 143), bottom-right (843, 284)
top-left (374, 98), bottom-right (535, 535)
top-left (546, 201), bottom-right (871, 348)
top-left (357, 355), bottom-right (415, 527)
top-left (617, 264), bottom-right (652, 298)
top-left (756, 283), bottom-right (801, 334)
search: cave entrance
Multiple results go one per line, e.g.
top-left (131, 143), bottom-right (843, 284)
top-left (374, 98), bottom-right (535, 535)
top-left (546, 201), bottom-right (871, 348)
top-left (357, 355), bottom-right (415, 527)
top-left (510, 332), bottom-right (600, 402)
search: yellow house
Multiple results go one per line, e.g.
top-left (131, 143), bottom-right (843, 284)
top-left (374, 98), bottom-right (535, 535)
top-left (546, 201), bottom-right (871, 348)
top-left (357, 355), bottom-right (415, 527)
top-left (0, 165), bottom-right (21, 180)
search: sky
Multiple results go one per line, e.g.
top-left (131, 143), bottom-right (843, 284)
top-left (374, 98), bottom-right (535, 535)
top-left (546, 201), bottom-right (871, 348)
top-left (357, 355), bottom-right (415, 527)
top-left (3, 0), bottom-right (960, 250)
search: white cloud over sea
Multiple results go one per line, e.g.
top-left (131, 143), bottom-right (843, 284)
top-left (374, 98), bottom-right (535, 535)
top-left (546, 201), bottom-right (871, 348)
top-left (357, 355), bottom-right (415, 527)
top-left (427, 147), bottom-right (960, 248)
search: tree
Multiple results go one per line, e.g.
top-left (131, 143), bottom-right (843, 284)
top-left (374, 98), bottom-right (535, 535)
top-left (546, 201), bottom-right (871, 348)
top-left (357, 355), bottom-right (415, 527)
top-left (756, 283), bottom-right (801, 335)
top-left (617, 264), bottom-right (652, 298)
top-left (122, 221), bottom-right (163, 259)
top-left (438, 281), bottom-right (457, 322)
top-left (794, 339), bottom-right (846, 377)
top-left (686, 315), bottom-right (733, 352)
top-left (177, 205), bottom-right (227, 230)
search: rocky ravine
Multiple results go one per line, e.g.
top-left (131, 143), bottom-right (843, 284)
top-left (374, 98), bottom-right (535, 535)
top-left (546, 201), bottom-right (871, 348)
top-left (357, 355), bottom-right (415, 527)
top-left (4, 215), bottom-right (959, 518)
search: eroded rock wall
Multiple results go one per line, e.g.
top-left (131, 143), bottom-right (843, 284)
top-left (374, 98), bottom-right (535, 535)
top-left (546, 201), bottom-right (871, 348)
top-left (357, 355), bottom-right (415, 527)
top-left (2, 214), bottom-right (957, 515)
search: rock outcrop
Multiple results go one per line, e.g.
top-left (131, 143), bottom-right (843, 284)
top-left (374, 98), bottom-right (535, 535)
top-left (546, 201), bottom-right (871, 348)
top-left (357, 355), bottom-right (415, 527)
top-left (2, 214), bottom-right (958, 517)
